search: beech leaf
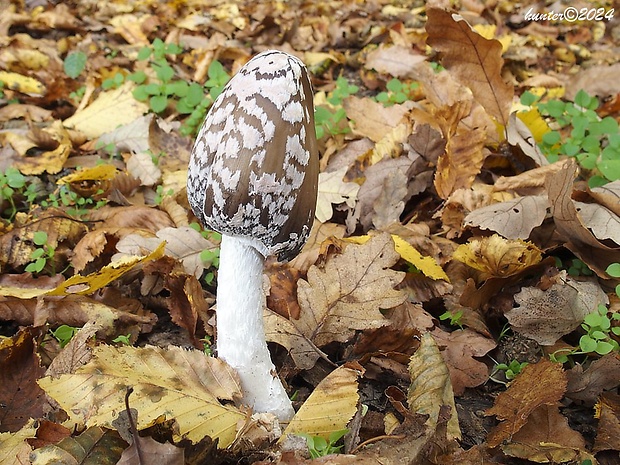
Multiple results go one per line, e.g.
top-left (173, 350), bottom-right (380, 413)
top-left (426, 8), bottom-right (513, 127)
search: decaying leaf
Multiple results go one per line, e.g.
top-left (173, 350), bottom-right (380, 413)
top-left (452, 234), bottom-right (542, 279)
top-left (408, 333), bottom-right (460, 440)
top-left (486, 358), bottom-right (567, 448)
top-left (507, 272), bottom-right (608, 345)
top-left (426, 8), bottom-right (513, 127)
top-left (594, 392), bottom-right (620, 453)
top-left (500, 404), bottom-right (591, 464)
top-left (0, 328), bottom-right (46, 433)
top-left (265, 233), bottom-right (406, 370)
top-left (282, 365), bottom-right (360, 441)
top-left (565, 354), bottom-right (620, 405)
top-left (29, 426), bottom-right (127, 465)
top-left (0, 419), bottom-right (37, 465)
top-left (38, 345), bottom-right (245, 447)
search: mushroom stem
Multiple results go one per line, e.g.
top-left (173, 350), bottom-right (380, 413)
top-left (216, 234), bottom-right (295, 421)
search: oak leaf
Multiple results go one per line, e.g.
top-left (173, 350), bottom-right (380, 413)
top-left (316, 167), bottom-right (360, 223)
top-left (266, 233), bottom-right (406, 369)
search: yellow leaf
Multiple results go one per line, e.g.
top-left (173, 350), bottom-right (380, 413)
top-left (0, 419), bottom-right (37, 464)
top-left (517, 108), bottom-right (551, 143)
top-left (281, 366), bottom-right (360, 441)
top-left (63, 81), bottom-right (149, 139)
top-left (14, 120), bottom-right (72, 175)
top-left (453, 234), bottom-right (542, 279)
top-left (346, 234), bottom-right (449, 281)
top-left (47, 241), bottom-right (165, 296)
top-left (57, 164), bottom-right (117, 184)
top-left (408, 333), bottom-right (461, 440)
top-left (0, 71), bottom-right (45, 96)
top-left (38, 345), bottom-right (245, 447)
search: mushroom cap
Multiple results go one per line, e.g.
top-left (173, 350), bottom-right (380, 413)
top-left (187, 50), bottom-right (319, 262)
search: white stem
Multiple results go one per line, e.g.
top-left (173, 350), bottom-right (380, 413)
top-left (216, 234), bottom-right (295, 421)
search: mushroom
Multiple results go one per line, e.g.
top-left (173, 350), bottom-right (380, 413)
top-left (186, 50), bottom-right (318, 421)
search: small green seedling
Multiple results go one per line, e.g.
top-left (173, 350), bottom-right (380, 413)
top-left (579, 304), bottom-right (620, 355)
top-left (494, 360), bottom-right (528, 380)
top-left (439, 310), bottom-right (464, 329)
top-left (297, 429), bottom-right (348, 458)
top-left (64, 51), bottom-right (87, 79)
top-left (25, 231), bottom-right (55, 274)
top-left (51, 325), bottom-right (79, 348)
top-left (375, 78), bottom-right (419, 106)
top-left (112, 334), bottom-right (132, 345)
top-left (315, 76), bottom-right (358, 139)
top-left (607, 262), bottom-right (620, 299)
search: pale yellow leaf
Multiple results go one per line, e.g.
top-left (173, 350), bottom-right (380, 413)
top-left (316, 167), bottom-right (360, 223)
top-left (57, 164), bottom-right (117, 185)
top-left (38, 345), bottom-right (245, 447)
top-left (126, 151), bottom-right (161, 186)
top-left (282, 366), bottom-right (360, 441)
top-left (0, 71), bottom-right (45, 96)
top-left (63, 81), bottom-right (149, 139)
top-left (408, 333), bottom-right (461, 440)
top-left (0, 419), bottom-right (37, 465)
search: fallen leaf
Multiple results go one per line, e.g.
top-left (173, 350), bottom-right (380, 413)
top-left (126, 151), bottom-right (162, 186)
top-left (464, 195), bottom-right (549, 240)
top-left (486, 358), bottom-right (567, 448)
top-left (431, 328), bottom-right (496, 395)
top-left (282, 365), bottom-right (360, 441)
top-left (38, 345), bottom-right (245, 447)
top-left (507, 272), bottom-right (608, 345)
top-left (426, 8), bottom-right (513, 127)
top-left (594, 392), bottom-right (620, 453)
top-left (316, 167), bottom-right (360, 223)
top-left (29, 426), bottom-right (127, 465)
top-left (408, 333), bottom-right (461, 439)
top-left (266, 233), bottom-right (406, 369)
top-left (0, 420), bottom-right (37, 465)
top-left (343, 97), bottom-right (410, 142)
top-left (501, 404), bottom-right (589, 463)
top-left (588, 180), bottom-right (620, 217)
top-left (0, 328), bottom-right (46, 433)
top-left (63, 82), bottom-right (149, 139)
top-left (452, 234), bottom-right (542, 279)
top-left (566, 354), bottom-right (620, 405)
top-left (363, 44), bottom-right (426, 78)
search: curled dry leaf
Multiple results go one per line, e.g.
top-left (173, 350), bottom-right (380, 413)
top-left (426, 8), bottom-right (513, 127)
top-left (588, 180), bottom-right (620, 217)
top-left (463, 195), bottom-right (549, 240)
top-left (500, 404), bottom-right (590, 464)
top-left (566, 354), bottom-right (620, 405)
top-left (316, 166), bottom-right (360, 223)
top-left (507, 272), bottom-right (608, 345)
top-left (408, 333), bottom-right (461, 440)
top-left (452, 234), bottom-right (542, 279)
top-left (38, 345), bottom-right (245, 447)
top-left (431, 328), bottom-right (496, 395)
top-left (485, 357), bottom-right (567, 448)
top-left (594, 392), bottom-right (620, 453)
top-left (265, 233), bottom-right (406, 369)
top-left (13, 121), bottom-right (72, 175)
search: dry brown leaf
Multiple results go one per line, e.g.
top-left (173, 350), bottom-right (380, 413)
top-left (566, 354), bottom-right (620, 405)
top-left (594, 392), bottom-right (620, 453)
top-left (316, 167), bottom-right (360, 223)
top-left (426, 8), bottom-right (513, 127)
top-left (493, 159), bottom-right (569, 192)
top-left (485, 357), bottom-right (567, 448)
top-left (574, 201), bottom-right (620, 245)
top-left (501, 404), bottom-right (590, 463)
top-left (343, 97), bottom-right (411, 142)
top-left (88, 205), bottom-right (175, 232)
top-left (431, 328), bottom-right (496, 395)
top-left (266, 233), bottom-right (406, 369)
top-left (546, 159), bottom-right (620, 276)
top-left (363, 44), bottom-right (426, 78)
top-left (126, 152), bottom-right (162, 186)
top-left (505, 112), bottom-right (549, 169)
top-left (507, 272), bottom-right (608, 345)
top-left (0, 327), bottom-right (46, 433)
top-left (12, 120), bottom-right (71, 175)
top-left (408, 333), bottom-right (461, 439)
top-left (463, 195), bottom-right (549, 240)
top-left (588, 180), bottom-right (620, 217)
top-left (118, 435), bottom-right (184, 465)
top-left (46, 321), bottom-right (100, 377)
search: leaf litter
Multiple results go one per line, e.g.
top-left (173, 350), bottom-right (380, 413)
top-left (0, 0), bottom-right (619, 464)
